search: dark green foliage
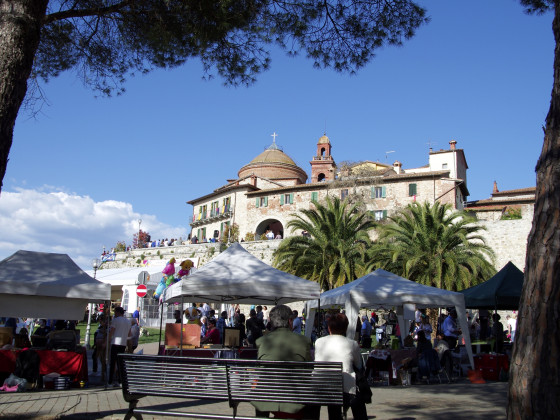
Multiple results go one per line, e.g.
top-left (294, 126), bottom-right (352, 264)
top-left (114, 241), bottom-right (126, 252)
top-left (273, 196), bottom-right (376, 290)
top-left (520, 0), bottom-right (554, 14)
top-left (367, 201), bottom-right (496, 291)
top-left (35, 0), bottom-right (428, 94)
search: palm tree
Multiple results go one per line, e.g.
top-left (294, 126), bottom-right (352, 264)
top-left (273, 196), bottom-right (376, 290)
top-left (367, 201), bottom-right (495, 291)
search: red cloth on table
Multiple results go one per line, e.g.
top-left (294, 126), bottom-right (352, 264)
top-left (0, 348), bottom-right (88, 385)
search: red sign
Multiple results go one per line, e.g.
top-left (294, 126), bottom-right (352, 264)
top-left (136, 284), bottom-right (147, 298)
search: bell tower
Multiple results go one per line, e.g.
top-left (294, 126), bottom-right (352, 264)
top-left (310, 134), bottom-right (336, 183)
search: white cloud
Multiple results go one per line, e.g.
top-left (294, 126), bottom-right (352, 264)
top-left (0, 187), bottom-right (186, 269)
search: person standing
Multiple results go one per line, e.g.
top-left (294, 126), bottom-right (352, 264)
top-left (246, 309), bottom-right (265, 347)
top-left (315, 313), bottom-right (368, 420)
top-left (291, 310), bottom-right (302, 334)
top-left (174, 310), bottom-right (183, 324)
top-left (127, 318), bottom-right (140, 353)
top-left (360, 315), bottom-right (372, 348)
top-left (491, 313), bottom-right (504, 353)
top-left (507, 314), bottom-right (517, 342)
top-left (442, 309), bottom-right (461, 349)
top-left (132, 307), bottom-right (140, 323)
top-left (216, 311), bottom-right (228, 343)
top-left (262, 306), bottom-right (269, 325)
top-left (108, 307), bottom-right (131, 387)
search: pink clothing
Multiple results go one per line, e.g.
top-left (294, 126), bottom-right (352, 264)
top-left (205, 328), bottom-right (220, 344)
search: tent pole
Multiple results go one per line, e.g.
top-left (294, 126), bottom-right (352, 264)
top-left (180, 296), bottom-right (184, 356)
top-left (318, 298), bottom-right (321, 338)
top-left (104, 300), bottom-right (110, 390)
top-left (158, 301), bottom-right (163, 354)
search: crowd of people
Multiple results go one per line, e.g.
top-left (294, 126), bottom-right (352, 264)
top-left (165, 303), bottom-right (368, 419)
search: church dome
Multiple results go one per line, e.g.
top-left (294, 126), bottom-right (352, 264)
top-left (238, 140), bottom-right (308, 184)
top-left (318, 134), bottom-right (330, 144)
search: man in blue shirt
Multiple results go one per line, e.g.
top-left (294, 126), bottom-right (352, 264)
top-left (291, 310), bottom-right (302, 334)
top-left (442, 309), bottom-right (461, 349)
top-left (361, 315), bottom-right (373, 348)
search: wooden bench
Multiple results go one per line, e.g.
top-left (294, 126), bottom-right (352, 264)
top-left (118, 353), bottom-right (344, 420)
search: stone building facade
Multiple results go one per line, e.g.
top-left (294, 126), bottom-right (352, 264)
top-left (465, 183), bottom-right (535, 271)
top-left (188, 134), bottom-right (470, 242)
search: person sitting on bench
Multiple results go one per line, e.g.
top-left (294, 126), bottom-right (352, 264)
top-left (251, 304), bottom-right (317, 419)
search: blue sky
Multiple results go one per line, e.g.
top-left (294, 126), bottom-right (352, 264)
top-left (0, 1), bottom-right (553, 268)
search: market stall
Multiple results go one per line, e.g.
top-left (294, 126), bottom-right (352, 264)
top-left (0, 250), bottom-right (111, 385)
top-left (459, 261), bottom-right (524, 310)
top-left (307, 269), bottom-right (474, 368)
top-left (161, 243), bottom-right (320, 353)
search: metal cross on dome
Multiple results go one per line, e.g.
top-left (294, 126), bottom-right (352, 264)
top-left (271, 132), bottom-right (278, 142)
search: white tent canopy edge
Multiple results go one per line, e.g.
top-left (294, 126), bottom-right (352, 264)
top-left (306, 269), bottom-right (474, 368)
top-left (0, 250), bottom-right (111, 319)
top-left (162, 243), bottom-right (320, 305)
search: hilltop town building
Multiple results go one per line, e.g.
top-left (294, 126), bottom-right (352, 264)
top-left (188, 135), bottom-right (470, 242)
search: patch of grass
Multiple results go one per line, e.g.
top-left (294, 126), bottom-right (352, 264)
top-left (75, 322), bottom-right (161, 345)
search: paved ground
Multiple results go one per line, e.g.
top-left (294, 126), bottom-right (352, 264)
top-left (0, 342), bottom-right (508, 420)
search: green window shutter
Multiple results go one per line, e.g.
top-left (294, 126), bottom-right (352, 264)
top-left (312, 192), bottom-right (318, 201)
top-left (280, 194), bottom-right (284, 205)
top-left (370, 187), bottom-right (375, 199)
top-left (256, 198), bottom-right (260, 208)
top-left (383, 210), bottom-right (388, 219)
top-left (264, 197), bottom-right (268, 207)
top-left (289, 193), bottom-right (294, 204)
top-left (409, 183), bottom-right (417, 196)
top-left (382, 186), bottom-right (386, 198)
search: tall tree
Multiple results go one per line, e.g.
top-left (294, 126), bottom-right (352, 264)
top-left (0, 0), bottom-right (428, 191)
top-left (508, 2), bottom-right (560, 419)
top-left (367, 201), bottom-right (495, 291)
top-left (273, 196), bottom-right (375, 290)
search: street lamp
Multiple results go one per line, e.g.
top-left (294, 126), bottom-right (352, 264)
top-left (137, 219), bottom-right (142, 248)
top-left (85, 258), bottom-right (101, 349)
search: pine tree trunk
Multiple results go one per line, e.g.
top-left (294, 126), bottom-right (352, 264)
top-left (0, 0), bottom-right (48, 191)
top-left (507, 2), bottom-right (560, 418)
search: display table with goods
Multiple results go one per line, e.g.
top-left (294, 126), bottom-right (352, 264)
top-left (0, 347), bottom-right (88, 387)
top-left (365, 348), bottom-right (417, 384)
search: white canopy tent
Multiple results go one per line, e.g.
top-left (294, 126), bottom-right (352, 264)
top-left (0, 250), bottom-right (111, 319)
top-left (85, 264), bottom-right (167, 306)
top-left (163, 243), bottom-right (320, 305)
top-left (307, 269), bottom-right (474, 368)
top-left (85, 265), bottom-right (166, 287)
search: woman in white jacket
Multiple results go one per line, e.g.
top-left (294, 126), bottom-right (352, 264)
top-left (314, 313), bottom-right (368, 420)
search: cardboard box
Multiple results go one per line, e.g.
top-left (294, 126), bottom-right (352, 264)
top-left (165, 323), bottom-right (201, 348)
top-left (0, 327), bottom-right (13, 346)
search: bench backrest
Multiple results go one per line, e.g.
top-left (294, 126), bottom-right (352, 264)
top-left (118, 354), bottom-right (343, 406)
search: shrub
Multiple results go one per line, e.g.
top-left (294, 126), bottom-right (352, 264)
top-left (501, 206), bottom-right (522, 220)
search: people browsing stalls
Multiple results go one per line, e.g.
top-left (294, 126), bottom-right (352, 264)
top-left (108, 307), bottom-right (131, 387)
top-left (442, 309), bottom-right (461, 349)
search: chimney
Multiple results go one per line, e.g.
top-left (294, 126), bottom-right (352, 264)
top-left (393, 161), bottom-right (402, 174)
top-left (493, 181), bottom-right (499, 195)
top-left (449, 140), bottom-right (457, 150)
